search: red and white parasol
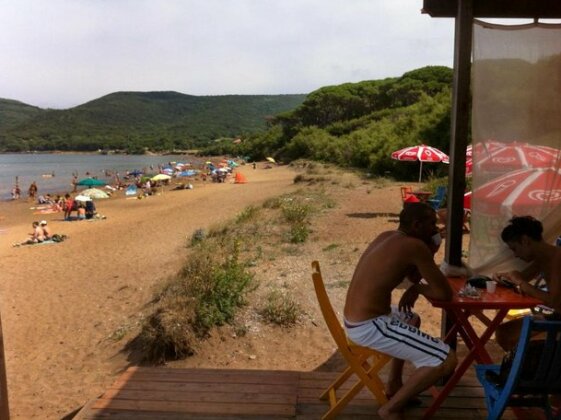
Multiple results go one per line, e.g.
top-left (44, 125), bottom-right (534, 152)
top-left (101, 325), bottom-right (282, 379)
top-left (466, 141), bottom-right (505, 159)
top-left (472, 141), bottom-right (560, 174)
top-left (472, 167), bottom-right (561, 217)
top-left (391, 144), bottom-right (449, 182)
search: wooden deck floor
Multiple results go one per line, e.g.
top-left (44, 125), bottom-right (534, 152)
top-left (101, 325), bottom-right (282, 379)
top-left (74, 365), bottom-right (544, 419)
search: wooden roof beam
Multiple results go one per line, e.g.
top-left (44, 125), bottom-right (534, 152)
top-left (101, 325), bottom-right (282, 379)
top-left (422, 0), bottom-right (561, 19)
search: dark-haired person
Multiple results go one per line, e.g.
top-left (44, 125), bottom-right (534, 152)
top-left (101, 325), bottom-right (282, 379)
top-left (493, 216), bottom-right (561, 351)
top-left (344, 202), bottom-right (456, 420)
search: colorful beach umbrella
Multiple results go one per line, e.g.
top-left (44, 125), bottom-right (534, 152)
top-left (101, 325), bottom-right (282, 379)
top-left (391, 144), bottom-right (449, 182)
top-left (76, 178), bottom-right (106, 187)
top-left (80, 188), bottom-right (109, 199)
top-left (151, 174), bottom-right (171, 182)
top-left (74, 194), bottom-right (92, 202)
top-left (472, 167), bottom-right (561, 217)
top-left (474, 142), bottom-right (560, 174)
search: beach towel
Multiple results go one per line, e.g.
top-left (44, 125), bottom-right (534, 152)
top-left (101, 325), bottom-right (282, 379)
top-left (33, 208), bottom-right (59, 215)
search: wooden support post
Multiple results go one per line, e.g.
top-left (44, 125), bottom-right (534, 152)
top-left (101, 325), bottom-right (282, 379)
top-left (0, 311), bottom-right (10, 420)
top-left (441, 0), bottom-right (473, 355)
top-left (445, 0), bottom-right (472, 268)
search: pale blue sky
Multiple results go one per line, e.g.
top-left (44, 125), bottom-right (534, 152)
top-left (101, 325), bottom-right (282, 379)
top-left (1, 0), bottom-right (459, 109)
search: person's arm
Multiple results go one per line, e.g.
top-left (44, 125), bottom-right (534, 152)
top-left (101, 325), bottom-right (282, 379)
top-left (493, 261), bottom-right (540, 284)
top-left (508, 273), bottom-right (561, 313)
top-left (410, 241), bottom-right (453, 302)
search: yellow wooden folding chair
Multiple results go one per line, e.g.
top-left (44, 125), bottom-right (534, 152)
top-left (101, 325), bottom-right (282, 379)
top-left (311, 261), bottom-right (391, 419)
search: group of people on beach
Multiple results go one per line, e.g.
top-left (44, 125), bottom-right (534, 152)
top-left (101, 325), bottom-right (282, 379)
top-left (344, 202), bottom-right (560, 419)
top-left (13, 220), bottom-right (66, 247)
top-left (63, 194), bottom-right (97, 221)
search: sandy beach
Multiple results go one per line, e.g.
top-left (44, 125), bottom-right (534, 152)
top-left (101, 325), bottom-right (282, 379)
top-left (0, 163), bottom-right (475, 419)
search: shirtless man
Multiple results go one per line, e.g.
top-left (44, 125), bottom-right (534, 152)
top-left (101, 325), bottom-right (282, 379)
top-left (493, 216), bottom-right (561, 351)
top-left (344, 202), bottom-right (457, 419)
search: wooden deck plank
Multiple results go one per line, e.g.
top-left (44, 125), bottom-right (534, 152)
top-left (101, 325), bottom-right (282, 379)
top-left (81, 409), bottom-right (292, 419)
top-left (117, 368), bottom-right (298, 385)
top-left (99, 388), bottom-right (296, 404)
top-left (75, 367), bottom-right (541, 419)
top-left (109, 378), bottom-right (296, 394)
top-left (92, 399), bottom-right (296, 416)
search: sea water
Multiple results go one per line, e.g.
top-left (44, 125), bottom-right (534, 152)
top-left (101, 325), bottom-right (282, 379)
top-left (0, 153), bottom-right (202, 199)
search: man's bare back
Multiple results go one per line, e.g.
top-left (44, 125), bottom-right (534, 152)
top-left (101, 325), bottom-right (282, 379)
top-left (344, 231), bottom-right (418, 322)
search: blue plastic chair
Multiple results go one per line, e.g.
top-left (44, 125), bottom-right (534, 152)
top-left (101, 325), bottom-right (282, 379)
top-left (475, 316), bottom-right (561, 420)
top-left (427, 186), bottom-right (447, 210)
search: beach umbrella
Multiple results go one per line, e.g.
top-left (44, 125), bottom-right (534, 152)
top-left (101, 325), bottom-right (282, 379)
top-left (74, 195), bottom-right (92, 202)
top-left (473, 142), bottom-right (561, 174)
top-left (266, 157), bottom-right (276, 163)
top-left (76, 178), bottom-right (106, 187)
top-left (391, 144), bottom-right (449, 182)
top-left (80, 188), bottom-right (109, 199)
top-left (472, 167), bottom-right (561, 217)
top-left (466, 141), bottom-right (505, 159)
top-left (151, 174), bottom-right (171, 182)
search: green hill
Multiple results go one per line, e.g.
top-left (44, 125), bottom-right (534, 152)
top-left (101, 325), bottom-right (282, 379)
top-left (0, 98), bottom-right (45, 133)
top-left (0, 92), bottom-right (306, 152)
top-left (202, 66), bottom-right (455, 180)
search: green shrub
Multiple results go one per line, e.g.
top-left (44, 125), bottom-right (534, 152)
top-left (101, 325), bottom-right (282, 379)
top-left (289, 223), bottom-right (309, 243)
top-left (134, 240), bottom-right (254, 363)
top-left (281, 201), bottom-right (311, 224)
top-left (260, 290), bottom-right (302, 327)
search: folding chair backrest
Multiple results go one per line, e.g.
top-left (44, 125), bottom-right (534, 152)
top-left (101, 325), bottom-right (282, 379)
top-left (513, 317), bottom-right (561, 394)
top-left (435, 185), bottom-right (447, 200)
top-left (427, 186), bottom-right (447, 210)
top-left (311, 261), bottom-right (350, 351)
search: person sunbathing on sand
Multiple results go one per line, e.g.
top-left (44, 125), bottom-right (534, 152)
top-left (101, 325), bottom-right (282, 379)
top-left (13, 221), bottom-right (45, 247)
top-left (344, 202), bottom-right (457, 420)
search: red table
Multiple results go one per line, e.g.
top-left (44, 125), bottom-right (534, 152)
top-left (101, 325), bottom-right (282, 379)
top-left (423, 277), bottom-right (542, 419)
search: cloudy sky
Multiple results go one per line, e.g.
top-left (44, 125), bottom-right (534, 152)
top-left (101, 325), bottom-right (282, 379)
top-left (1, 0), bottom-right (457, 109)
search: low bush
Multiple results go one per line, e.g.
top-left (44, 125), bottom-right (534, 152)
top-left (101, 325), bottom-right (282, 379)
top-left (260, 290), bottom-right (302, 327)
top-left (134, 240), bottom-right (254, 363)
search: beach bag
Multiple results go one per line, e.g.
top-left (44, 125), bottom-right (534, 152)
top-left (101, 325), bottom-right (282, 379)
top-left (51, 234), bottom-right (67, 243)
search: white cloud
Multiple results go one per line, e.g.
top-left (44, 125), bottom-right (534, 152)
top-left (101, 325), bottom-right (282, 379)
top-left (0, 0), bottom-right (455, 108)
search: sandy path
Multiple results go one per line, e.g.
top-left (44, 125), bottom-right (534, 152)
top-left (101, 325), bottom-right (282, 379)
top-left (0, 166), bottom-right (299, 419)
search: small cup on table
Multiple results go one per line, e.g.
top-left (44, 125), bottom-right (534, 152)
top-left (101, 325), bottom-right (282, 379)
top-left (486, 280), bottom-right (497, 294)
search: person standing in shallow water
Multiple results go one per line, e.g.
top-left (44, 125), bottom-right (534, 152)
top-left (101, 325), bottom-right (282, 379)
top-left (28, 181), bottom-right (37, 201)
top-left (343, 202), bottom-right (457, 420)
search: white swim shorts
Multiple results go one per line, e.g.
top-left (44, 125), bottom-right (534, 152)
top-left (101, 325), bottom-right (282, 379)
top-left (344, 306), bottom-right (449, 368)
